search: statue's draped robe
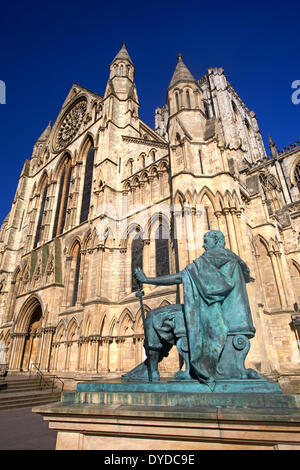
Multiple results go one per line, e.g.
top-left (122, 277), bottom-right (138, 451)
top-left (181, 247), bottom-right (255, 383)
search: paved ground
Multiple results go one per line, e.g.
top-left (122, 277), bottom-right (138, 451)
top-left (0, 407), bottom-right (57, 450)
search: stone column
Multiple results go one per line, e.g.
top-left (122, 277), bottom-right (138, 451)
top-left (9, 333), bottom-right (27, 371)
top-left (38, 328), bottom-right (47, 370)
top-left (94, 338), bottom-right (100, 373)
top-left (173, 209), bottom-right (186, 302)
top-left (142, 239), bottom-right (151, 294)
top-left (148, 175), bottom-right (154, 201)
top-left (116, 337), bottom-right (123, 372)
top-left (158, 170), bottom-right (164, 198)
top-left (81, 339), bottom-right (89, 371)
top-left (148, 237), bottom-right (156, 278)
top-left (268, 251), bottom-right (286, 308)
top-left (64, 342), bottom-right (71, 371)
top-left (26, 334), bottom-right (34, 371)
top-left (104, 337), bottom-right (113, 372)
top-left (174, 210), bottom-right (186, 271)
top-left (230, 209), bottom-right (242, 257)
top-left (223, 208), bottom-right (238, 254)
top-left (234, 210), bottom-right (246, 260)
top-left (53, 343), bottom-right (60, 371)
top-left (215, 210), bottom-right (222, 231)
top-left (131, 186), bottom-right (137, 207)
top-left (63, 256), bottom-right (73, 306)
top-left (275, 252), bottom-right (289, 307)
top-left (194, 207), bottom-right (204, 257)
top-left (96, 245), bottom-right (105, 298)
top-left (96, 338), bottom-right (102, 372)
top-left (89, 336), bottom-right (99, 372)
top-left (8, 334), bottom-right (18, 370)
top-left (48, 181), bottom-right (57, 238)
top-left (35, 331), bottom-right (44, 368)
top-left (43, 327), bottom-right (55, 372)
top-left (77, 341), bottom-right (82, 371)
top-left (184, 206), bottom-right (196, 263)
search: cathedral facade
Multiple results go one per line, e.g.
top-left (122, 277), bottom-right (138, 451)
top-left (0, 44), bottom-right (300, 391)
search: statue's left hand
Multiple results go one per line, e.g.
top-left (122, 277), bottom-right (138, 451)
top-left (134, 267), bottom-right (147, 283)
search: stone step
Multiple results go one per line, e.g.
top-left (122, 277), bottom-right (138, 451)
top-left (1, 385), bottom-right (54, 393)
top-left (6, 375), bottom-right (46, 381)
top-left (5, 377), bottom-right (46, 385)
top-left (5, 381), bottom-right (57, 390)
top-left (6, 379), bottom-right (50, 385)
top-left (0, 389), bottom-right (60, 401)
top-left (0, 396), bottom-right (61, 411)
top-left (0, 389), bottom-right (61, 411)
top-left (6, 379), bottom-right (48, 386)
top-left (0, 374), bottom-right (62, 410)
top-left (5, 376), bottom-right (54, 387)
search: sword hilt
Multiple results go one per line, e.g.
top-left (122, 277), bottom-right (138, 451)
top-left (135, 289), bottom-right (145, 299)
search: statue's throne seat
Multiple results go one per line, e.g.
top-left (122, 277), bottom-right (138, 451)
top-left (174, 318), bottom-right (258, 381)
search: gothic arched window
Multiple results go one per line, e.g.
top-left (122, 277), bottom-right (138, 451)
top-left (93, 104), bottom-right (98, 122)
top-left (131, 234), bottom-right (143, 292)
top-left (80, 141), bottom-right (95, 223)
top-left (175, 92), bottom-right (180, 112)
top-left (204, 101), bottom-right (210, 118)
top-left (139, 154), bottom-right (146, 169)
top-left (155, 224), bottom-right (170, 277)
top-left (127, 159), bottom-right (133, 176)
top-left (34, 182), bottom-right (48, 248)
top-left (186, 90), bottom-right (191, 108)
top-left (71, 243), bottom-right (81, 306)
top-left (259, 173), bottom-right (268, 198)
top-left (295, 161), bottom-right (300, 193)
top-left (245, 119), bottom-right (251, 135)
top-left (232, 101), bottom-right (238, 121)
top-left (52, 155), bottom-right (72, 237)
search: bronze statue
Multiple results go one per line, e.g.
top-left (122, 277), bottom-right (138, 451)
top-left (122, 230), bottom-right (261, 386)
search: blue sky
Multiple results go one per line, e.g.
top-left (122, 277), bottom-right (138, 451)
top-left (0, 0), bottom-right (299, 223)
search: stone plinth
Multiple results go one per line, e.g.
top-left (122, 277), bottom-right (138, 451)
top-left (33, 379), bottom-right (300, 450)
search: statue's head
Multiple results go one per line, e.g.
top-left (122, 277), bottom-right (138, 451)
top-left (203, 230), bottom-right (225, 251)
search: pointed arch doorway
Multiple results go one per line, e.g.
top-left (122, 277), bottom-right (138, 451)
top-left (10, 297), bottom-right (44, 372)
top-left (21, 304), bottom-right (43, 371)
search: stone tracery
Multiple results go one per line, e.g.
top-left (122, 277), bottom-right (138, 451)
top-left (54, 98), bottom-right (87, 152)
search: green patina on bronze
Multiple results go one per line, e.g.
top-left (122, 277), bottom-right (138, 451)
top-left (119, 230), bottom-right (281, 393)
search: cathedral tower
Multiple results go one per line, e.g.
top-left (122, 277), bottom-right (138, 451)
top-left (0, 46), bottom-right (299, 393)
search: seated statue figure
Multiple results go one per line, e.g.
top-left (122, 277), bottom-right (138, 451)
top-left (122, 230), bottom-right (261, 385)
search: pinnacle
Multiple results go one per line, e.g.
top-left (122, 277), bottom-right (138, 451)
top-left (37, 121), bottom-right (51, 142)
top-left (169, 54), bottom-right (196, 89)
top-left (111, 42), bottom-right (133, 65)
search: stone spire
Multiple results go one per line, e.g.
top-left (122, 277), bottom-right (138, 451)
top-left (104, 43), bottom-right (139, 129)
top-left (268, 134), bottom-right (278, 159)
top-left (111, 42), bottom-right (133, 65)
top-left (168, 54), bottom-right (196, 89)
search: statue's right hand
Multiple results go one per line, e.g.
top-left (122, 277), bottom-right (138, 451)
top-left (134, 267), bottom-right (147, 283)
